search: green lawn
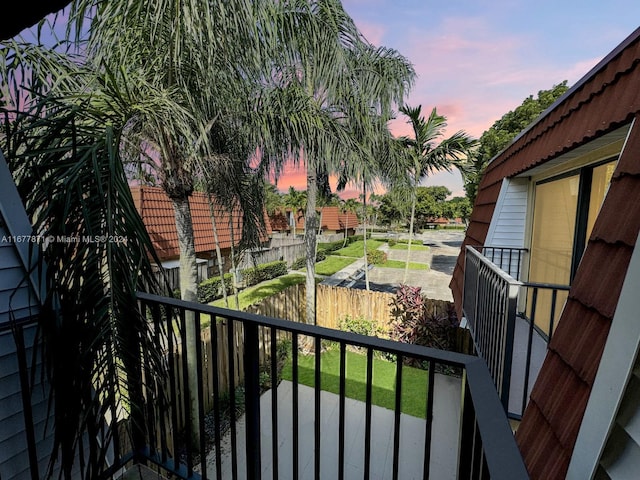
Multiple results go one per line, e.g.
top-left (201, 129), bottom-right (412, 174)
top-left (281, 348), bottom-right (429, 418)
top-left (378, 260), bottom-right (429, 270)
top-left (332, 240), bottom-right (384, 258)
top-left (390, 243), bottom-right (429, 251)
top-left (313, 256), bottom-right (357, 276)
top-left (211, 273), bottom-right (306, 310)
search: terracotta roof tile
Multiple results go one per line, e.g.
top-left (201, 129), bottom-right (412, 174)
top-left (516, 404), bottom-right (571, 480)
top-left (528, 352), bottom-right (591, 448)
top-left (549, 299), bottom-right (610, 383)
top-left (284, 206), bottom-right (358, 232)
top-left (570, 240), bottom-right (633, 318)
top-left (590, 175), bottom-right (640, 246)
top-left (132, 186), bottom-right (270, 260)
top-left (269, 211), bottom-right (290, 232)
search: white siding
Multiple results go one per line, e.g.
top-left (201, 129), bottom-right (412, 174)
top-left (0, 222), bottom-right (39, 322)
top-left (0, 150), bottom-right (50, 480)
top-left (0, 326), bottom-right (55, 480)
top-left (485, 177), bottom-right (530, 248)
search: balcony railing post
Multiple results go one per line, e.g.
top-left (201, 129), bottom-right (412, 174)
top-left (244, 322), bottom-right (262, 480)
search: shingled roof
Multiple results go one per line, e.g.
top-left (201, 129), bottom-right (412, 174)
top-left (450, 27), bottom-right (640, 479)
top-left (131, 186), bottom-right (272, 260)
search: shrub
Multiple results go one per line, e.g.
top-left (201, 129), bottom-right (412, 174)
top-left (291, 256), bottom-right (306, 270)
top-left (338, 315), bottom-right (377, 337)
top-left (389, 285), bottom-right (459, 356)
top-left (388, 238), bottom-right (397, 247)
top-left (366, 250), bottom-right (387, 265)
top-left (318, 240), bottom-right (344, 253)
top-left (197, 273), bottom-right (233, 303)
top-left (242, 260), bottom-right (287, 287)
top-left (290, 250), bottom-right (326, 270)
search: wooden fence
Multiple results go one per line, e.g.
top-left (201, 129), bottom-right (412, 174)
top-left (166, 282), bottom-right (457, 430)
top-left (316, 284), bottom-right (394, 330)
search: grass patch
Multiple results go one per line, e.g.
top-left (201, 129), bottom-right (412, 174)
top-left (281, 349), bottom-right (428, 418)
top-left (312, 256), bottom-right (358, 276)
top-left (332, 240), bottom-right (384, 257)
top-left (390, 243), bottom-right (429, 251)
top-left (378, 260), bottom-right (429, 270)
top-left (211, 273), bottom-right (305, 310)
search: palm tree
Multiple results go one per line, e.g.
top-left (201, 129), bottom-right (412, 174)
top-left (341, 197), bottom-right (360, 247)
top-left (397, 105), bottom-right (477, 283)
top-left (261, 3), bottom-right (414, 324)
top-left (283, 186), bottom-right (307, 239)
top-left (2, 0), bottom-right (288, 455)
top-left (1, 69), bottom-right (167, 477)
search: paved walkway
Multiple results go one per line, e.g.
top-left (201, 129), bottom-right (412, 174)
top-left (202, 376), bottom-right (462, 480)
top-left (320, 230), bottom-right (464, 302)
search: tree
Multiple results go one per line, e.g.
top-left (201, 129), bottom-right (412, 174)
top-left (260, 1), bottom-right (414, 325)
top-left (378, 188), bottom-right (411, 228)
top-left (340, 197), bottom-right (360, 246)
top-left (397, 105), bottom-right (476, 283)
top-left (264, 182), bottom-right (284, 216)
top-left (444, 196), bottom-right (472, 225)
top-left (283, 186), bottom-right (307, 238)
top-left (455, 81), bottom-right (569, 205)
top-left (1, 65), bottom-right (166, 478)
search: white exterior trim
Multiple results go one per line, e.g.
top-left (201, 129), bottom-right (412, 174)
top-left (485, 177), bottom-right (529, 248)
top-left (566, 228), bottom-right (640, 479)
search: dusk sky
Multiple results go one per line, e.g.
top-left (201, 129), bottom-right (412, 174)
top-left (277, 0), bottom-right (640, 199)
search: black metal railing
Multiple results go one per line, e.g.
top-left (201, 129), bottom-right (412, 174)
top-left (129, 292), bottom-right (527, 479)
top-left (12, 292), bottom-right (528, 479)
top-left (463, 246), bottom-right (521, 412)
top-left (463, 246), bottom-right (570, 419)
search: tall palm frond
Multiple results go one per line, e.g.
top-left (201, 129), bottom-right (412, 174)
top-left (2, 91), bottom-right (166, 478)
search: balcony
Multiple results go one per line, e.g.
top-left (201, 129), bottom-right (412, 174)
top-left (463, 246), bottom-right (570, 419)
top-left (13, 292), bottom-right (528, 479)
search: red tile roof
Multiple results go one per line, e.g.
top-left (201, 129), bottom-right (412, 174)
top-left (450, 28), bottom-right (640, 478)
top-left (131, 186), bottom-right (272, 260)
top-left (283, 206), bottom-right (359, 232)
top-left (268, 211), bottom-right (291, 232)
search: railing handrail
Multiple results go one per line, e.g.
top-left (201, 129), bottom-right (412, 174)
top-left (137, 291), bottom-right (469, 368)
top-left (520, 281), bottom-right (571, 290)
top-left (465, 246), bottom-right (523, 286)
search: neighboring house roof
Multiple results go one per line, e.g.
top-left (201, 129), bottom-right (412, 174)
top-left (131, 186), bottom-right (272, 260)
top-left (268, 211), bottom-right (291, 232)
top-left (288, 206), bottom-right (359, 232)
top-left (450, 27), bottom-right (640, 479)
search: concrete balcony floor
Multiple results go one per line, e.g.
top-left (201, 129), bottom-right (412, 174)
top-left (201, 376), bottom-right (462, 480)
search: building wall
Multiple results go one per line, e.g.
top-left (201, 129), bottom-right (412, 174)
top-left (0, 149), bottom-right (53, 479)
top-left (484, 177), bottom-right (529, 249)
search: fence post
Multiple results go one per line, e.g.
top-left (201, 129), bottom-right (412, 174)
top-left (244, 323), bottom-right (262, 480)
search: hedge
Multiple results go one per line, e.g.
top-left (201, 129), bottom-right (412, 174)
top-left (197, 260), bottom-right (288, 303)
top-left (197, 273), bottom-right (234, 303)
top-left (242, 260), bottom-right (288, 287)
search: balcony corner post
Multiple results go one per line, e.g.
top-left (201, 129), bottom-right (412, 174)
top-left (244, 322), bottom-right (262, 480)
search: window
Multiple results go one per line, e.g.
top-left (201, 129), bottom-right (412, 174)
top-left (527, 158), bottom-right (616, 334)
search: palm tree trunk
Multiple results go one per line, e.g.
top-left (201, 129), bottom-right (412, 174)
top-left (228, 212), bottom-right (240, 310)
top-left (403, 191), bottom-right (416, 284)
top-left (304, 165), bottom-right (318, 325)
top-left (362, 184), bottom-right (370, 292)
top-left (208, 195), bottom-right (229, 307)
top-left (170, 195), bottom-right (201, 449)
